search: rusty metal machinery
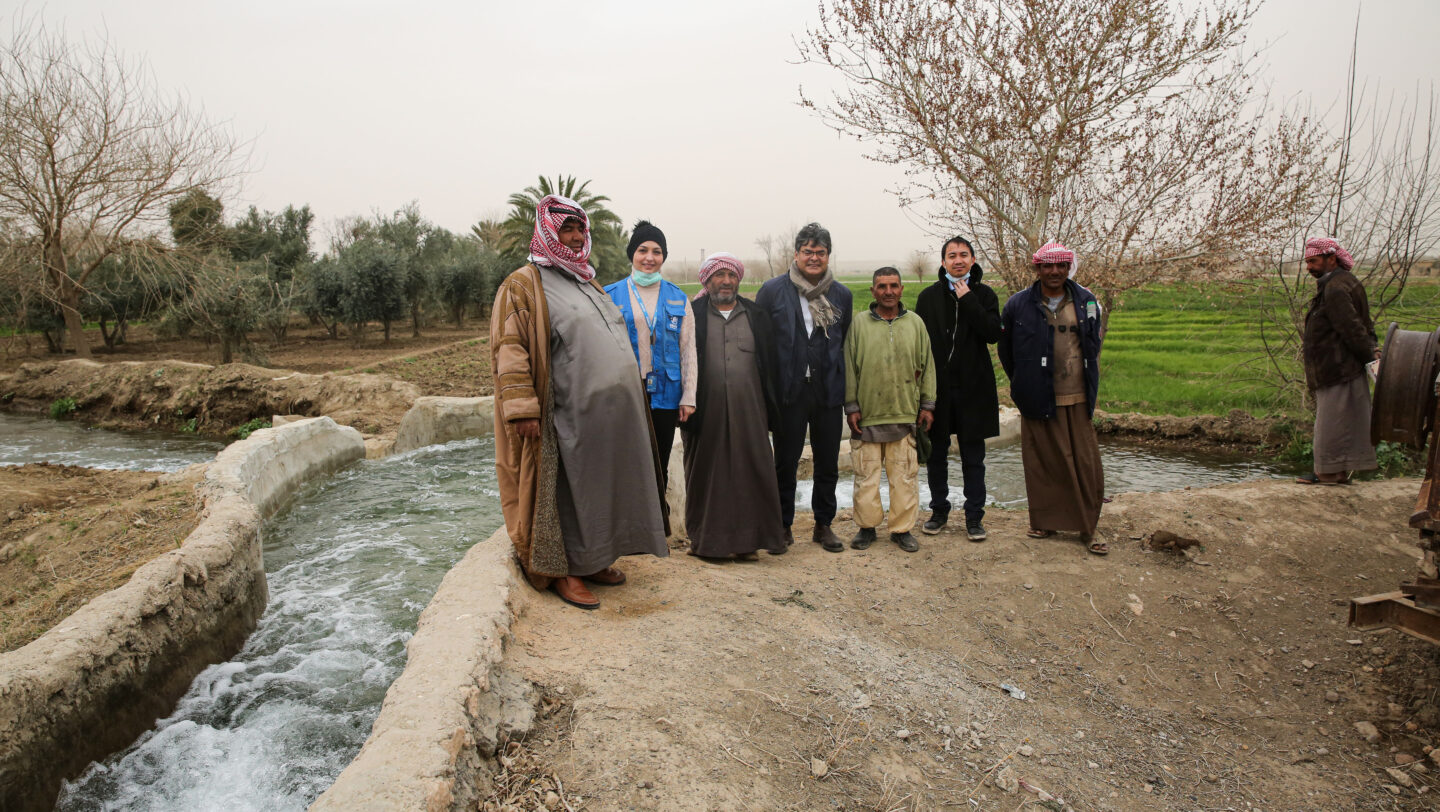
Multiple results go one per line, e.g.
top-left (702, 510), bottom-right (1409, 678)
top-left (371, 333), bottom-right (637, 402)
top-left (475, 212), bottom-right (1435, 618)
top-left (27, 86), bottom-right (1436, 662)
top-left (1349, 324), bottom-right (1440, 643)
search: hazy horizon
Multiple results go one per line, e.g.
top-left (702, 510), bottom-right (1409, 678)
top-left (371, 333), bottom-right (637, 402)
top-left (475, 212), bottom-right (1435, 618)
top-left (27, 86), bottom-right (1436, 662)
top-left (15, 0), bottom-right (1440, 268)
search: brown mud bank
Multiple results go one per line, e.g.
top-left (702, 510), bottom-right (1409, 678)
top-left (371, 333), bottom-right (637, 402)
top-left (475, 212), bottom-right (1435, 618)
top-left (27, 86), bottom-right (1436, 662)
top-left (1094, 407), bottom-right (1303, 452)
top-left (0, 359), bottom-right (420, 438)
top-left (0, 463), bottom-right (203, 655)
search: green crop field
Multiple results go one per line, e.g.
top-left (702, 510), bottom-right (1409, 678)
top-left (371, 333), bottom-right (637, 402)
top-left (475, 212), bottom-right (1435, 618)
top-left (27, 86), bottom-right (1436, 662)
top-left (679, 277), bottom-right (1440, 420)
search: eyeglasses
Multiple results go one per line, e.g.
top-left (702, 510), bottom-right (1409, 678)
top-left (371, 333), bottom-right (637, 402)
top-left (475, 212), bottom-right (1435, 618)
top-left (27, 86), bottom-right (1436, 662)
top-left (800, 248), bottom-right (829, 259)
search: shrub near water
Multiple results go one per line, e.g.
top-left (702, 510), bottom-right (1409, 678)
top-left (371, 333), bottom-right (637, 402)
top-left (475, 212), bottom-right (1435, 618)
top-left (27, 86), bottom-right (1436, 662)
top-left (48, 397), bottom-right (77, 420)
top-left (229, 418), bottom-right (271, 440)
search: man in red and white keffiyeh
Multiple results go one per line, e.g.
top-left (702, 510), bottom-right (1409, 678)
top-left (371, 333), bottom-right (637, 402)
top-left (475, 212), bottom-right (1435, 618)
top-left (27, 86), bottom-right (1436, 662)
top-left (528, 194), bottom-right (596, 282)
top-left (1297, 235), bottom-right (1378, 485)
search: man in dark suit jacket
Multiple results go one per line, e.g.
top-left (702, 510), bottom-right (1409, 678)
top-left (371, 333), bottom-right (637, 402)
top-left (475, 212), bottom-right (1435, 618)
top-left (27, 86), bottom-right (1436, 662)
top-left (754, 222), bottom-right (853, 552)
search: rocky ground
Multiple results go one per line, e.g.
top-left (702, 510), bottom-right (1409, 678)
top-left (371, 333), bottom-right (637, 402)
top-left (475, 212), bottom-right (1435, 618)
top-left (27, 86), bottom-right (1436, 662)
top-left (497, 478), bottom-right (1440, 812)
top-left (0, 463), bottom-right (203, 653)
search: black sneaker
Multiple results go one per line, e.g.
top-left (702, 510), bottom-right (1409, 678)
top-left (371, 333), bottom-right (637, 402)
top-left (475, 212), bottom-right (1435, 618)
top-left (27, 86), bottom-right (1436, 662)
top-left (850, 527), bottom-right (877, 550)
top-left (966, 522), bottom-right (988, 542)
top-left (891, 531), bottom-right (919, 553)
top-left (921, 513), bottom-right (947, 535)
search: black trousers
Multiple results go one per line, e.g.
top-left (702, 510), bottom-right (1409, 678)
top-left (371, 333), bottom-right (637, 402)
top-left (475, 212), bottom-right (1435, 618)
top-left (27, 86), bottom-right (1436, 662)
top-left (773, 381), bottom-right (841, 527)
top-left (651, 407), bottom-right (679, 491)
top-left (926, 390), bottom-right (988, 522)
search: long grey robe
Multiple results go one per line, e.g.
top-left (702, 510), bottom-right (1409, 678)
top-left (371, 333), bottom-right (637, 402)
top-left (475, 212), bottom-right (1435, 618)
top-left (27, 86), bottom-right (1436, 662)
top-left (540, 266), bottom-right (669, 574)
top-left (682, 302), bottom-right (786, 557)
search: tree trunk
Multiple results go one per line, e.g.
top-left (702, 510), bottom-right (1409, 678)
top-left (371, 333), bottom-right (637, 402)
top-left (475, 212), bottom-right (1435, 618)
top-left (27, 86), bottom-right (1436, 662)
top-left (220, 333), bottom-right (233, 364)
top-left (411, 303), bottom-right (422, 338)
top-left (57, 277), bottom-right (92, 359)
top-left (383, 318), bottom-right (393, 342)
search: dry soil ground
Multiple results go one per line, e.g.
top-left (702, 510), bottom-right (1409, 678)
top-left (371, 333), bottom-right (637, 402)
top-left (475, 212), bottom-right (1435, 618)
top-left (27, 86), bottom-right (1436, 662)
top-left (497, 479), bottom-right (1440, 812)
top-left (0, 320), bottom-right (494, 398)
top-left (0, 463), bottom-right (202, 653)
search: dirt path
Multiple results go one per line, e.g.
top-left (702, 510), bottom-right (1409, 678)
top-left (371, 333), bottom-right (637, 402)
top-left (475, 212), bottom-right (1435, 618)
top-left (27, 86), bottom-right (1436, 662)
top-left (499, 478), bottom-right (1439, 811)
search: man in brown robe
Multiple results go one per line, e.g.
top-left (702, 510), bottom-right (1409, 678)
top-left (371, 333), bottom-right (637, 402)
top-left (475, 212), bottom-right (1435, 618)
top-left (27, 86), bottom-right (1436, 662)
top-left (491, 194), bottom-right (669, 609)
top-left (681, 253), bottom-right (786, 559)
top-left (998, 242), bottom-right (1108, 555)
top-left (1296, 236), bottom-right (1379, 484)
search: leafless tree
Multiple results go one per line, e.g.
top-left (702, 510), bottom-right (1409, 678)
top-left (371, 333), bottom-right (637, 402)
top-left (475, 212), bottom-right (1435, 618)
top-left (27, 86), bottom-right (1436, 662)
top-left (0, 14), bottom-right (245, 357)
top-left (798, 0), bottom-right (1331, 314)
top-left (754, 231), bottom-right (795, 280)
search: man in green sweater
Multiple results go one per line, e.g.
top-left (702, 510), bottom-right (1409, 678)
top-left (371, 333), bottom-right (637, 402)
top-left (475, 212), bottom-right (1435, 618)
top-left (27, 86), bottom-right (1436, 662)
top-left (844, 267), bottom-right (937, 552)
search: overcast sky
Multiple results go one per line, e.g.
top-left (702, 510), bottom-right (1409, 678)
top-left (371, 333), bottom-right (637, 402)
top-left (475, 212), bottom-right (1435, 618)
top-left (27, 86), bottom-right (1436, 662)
top-left (23, 0), bottom-right (1440, 270)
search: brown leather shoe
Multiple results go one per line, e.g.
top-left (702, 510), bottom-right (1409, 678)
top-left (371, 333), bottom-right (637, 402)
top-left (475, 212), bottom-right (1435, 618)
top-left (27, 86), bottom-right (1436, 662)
top-left (813, 523), bottom-right (844, 553)
top-left (552, 576), bottom-right (599, 610)
top-left (581, 566), bottom-right (626, 586)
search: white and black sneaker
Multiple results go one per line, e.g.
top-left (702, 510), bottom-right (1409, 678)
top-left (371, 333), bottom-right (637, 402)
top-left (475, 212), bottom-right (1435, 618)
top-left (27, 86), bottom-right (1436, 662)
top-left (966, 522), bottom-right (988, 542)
top-left (921, 513), bottom-right (947, 535)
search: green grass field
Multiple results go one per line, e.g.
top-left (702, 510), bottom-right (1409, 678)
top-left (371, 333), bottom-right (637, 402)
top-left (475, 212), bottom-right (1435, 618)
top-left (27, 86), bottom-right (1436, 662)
top-left (680, 276), bottom-right (1440, 419)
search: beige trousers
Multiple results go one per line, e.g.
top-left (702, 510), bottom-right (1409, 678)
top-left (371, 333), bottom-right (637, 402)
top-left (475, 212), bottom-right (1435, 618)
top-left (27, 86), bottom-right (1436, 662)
top-left (850, 435), bottom-right (919, 534)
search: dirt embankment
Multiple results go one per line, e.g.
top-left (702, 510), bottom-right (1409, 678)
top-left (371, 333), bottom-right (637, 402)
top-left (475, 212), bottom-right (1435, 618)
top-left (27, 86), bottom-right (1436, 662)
top-left (1, 359), bottom-right (421, 437)
top-left (0, 464), bottom-right (203, 653)
top-left (500, 478), bottom-right (1439, 812)
top-left (1094, 408), bottom-right (1304, 452)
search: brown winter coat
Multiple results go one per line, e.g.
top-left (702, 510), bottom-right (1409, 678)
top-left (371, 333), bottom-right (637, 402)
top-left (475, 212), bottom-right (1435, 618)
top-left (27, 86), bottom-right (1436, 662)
top-left (1302, 268), bottom-right (1376, 392)
top-left (490, 264), bottom-right (568, 588)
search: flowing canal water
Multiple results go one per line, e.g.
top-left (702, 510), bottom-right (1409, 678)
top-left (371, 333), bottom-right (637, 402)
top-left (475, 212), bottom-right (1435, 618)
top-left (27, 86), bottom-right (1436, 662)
top-left (0, 413), bottom-right (222, 471)
top-left (796, 438), bottom-right (1288, 510)
top-left (55, 438), bottom-right (502, 812)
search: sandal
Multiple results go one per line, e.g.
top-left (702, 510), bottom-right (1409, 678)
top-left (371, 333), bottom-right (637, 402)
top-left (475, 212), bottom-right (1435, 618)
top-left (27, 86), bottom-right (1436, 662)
top-left (1083, 535), bottom-right (1109, 556)
top-left (1027, 528), bottom-right (1055, 539)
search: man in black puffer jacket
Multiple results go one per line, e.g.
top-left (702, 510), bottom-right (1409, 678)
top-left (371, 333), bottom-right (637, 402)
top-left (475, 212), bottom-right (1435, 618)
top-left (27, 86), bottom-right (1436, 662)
top-left (913, 236), bottom-right (1002, 541)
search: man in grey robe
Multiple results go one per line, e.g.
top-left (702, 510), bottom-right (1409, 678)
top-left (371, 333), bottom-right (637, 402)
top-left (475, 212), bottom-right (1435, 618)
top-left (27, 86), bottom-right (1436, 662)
top-left (681, 253), bottom-right (786, 559)
top-left (491, 194), bottom-right (668, 609)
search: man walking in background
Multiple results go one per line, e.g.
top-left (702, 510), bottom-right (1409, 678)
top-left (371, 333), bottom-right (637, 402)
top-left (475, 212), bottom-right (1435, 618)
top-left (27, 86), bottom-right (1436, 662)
top-left (844, 267), bottom-right (936, 552)
top-left (756, 223), bottom-right (853, 553)
top-left (1296, 237), bottom-right (1378, 485)
top-left (914, 236), bottom-right (1001, 541)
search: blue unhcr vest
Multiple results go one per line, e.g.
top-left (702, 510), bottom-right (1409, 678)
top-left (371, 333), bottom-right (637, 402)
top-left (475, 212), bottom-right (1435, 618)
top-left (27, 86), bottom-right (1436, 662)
top-left (604, 277), bottom-right (687, 410)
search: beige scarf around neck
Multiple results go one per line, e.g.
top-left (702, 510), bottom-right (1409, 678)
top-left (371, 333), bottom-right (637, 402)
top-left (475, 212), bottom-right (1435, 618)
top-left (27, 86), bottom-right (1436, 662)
top-left (788, 262), bottom-right (841, 337)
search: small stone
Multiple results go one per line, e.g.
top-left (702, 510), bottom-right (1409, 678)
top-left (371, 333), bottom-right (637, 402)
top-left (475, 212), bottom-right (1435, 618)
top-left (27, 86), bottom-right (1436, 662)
top-left (1302, 659), bottom-right (1316, 669)
top-left (1396, 753), bottom-right (1418, 766)
top-left (1018, 745), bottom-right (1034, 757)
top-left (1386, 767), bottom-right (1414, 788)
top-left (1371, 647), bottom-right (1386, 656)
top-left (543, 791), bottom-right (560, 810)
top-left (1117, 674), bottom-right (1128, 685)
top-left (1073, 730), bottom-right (1085, 741)
top-left (1325, 691), bottom-right (1341, 703)
top-left (1087, 761), bottom-right (1100, 770)
top-left (1390, 703), bottom-right (1407, 717)
top-left (1354, 721), bottom-right (1381, 743)
top-left (994, 766), bottom-right (1019, 794)
top-left (1315, 747), bottom-right (1329, 756)
top-left (1347, 639), bottom-right (1364, 645)
top-left (811, 757), bottom-right (829, 778)
top-left (1430, 749), bottom-right (1440, 766)
top-left (1023, 583), bottom-right (1033, 590)
top-left (1405, 721), bottom-right (1420, 732)
top-left (1383, 784), bottom-right (1402, 795)
top-left (895, 728), bottom-right (911, 740)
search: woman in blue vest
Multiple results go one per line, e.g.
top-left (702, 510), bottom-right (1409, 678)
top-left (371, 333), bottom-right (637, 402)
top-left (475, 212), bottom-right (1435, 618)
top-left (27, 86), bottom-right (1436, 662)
top-left (604, 221), bottom-right (697, 490)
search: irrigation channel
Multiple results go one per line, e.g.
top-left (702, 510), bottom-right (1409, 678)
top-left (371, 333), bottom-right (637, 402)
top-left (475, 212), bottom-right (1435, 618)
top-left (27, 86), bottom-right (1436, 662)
top-left (0, 413), bottom-right (222, 471)
top-left (795, 437), bottom-right (1289, 510)
top-left (8, 413), bottom-right (1284, 810)
top-left (54, 436), bottom-right (502, 812)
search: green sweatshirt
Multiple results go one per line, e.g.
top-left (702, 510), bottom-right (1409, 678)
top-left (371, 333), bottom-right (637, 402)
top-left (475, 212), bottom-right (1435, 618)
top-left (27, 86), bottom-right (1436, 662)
top-left (844, 304), bottom-right (937, 427)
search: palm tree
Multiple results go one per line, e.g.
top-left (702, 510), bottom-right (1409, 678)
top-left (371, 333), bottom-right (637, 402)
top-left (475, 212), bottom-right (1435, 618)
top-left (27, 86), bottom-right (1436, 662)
top-left (500, 175), bottom-right (629, 283)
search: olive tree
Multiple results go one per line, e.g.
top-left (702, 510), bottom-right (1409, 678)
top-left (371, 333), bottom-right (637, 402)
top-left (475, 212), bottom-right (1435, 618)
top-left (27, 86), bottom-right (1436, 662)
top-left (0, 15), bottom-right (244, 357)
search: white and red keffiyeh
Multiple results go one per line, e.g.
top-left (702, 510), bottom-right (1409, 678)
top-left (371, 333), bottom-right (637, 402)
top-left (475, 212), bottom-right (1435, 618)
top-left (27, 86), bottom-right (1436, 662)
top-left (1303, 237), bottom-right (1355, 271)
top-left (698, 252), bottom-right (745, 285)
top-left (1032, 242), bottom-right (1079, 278)
top-left (528, 194), bottom-right (596, 281)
